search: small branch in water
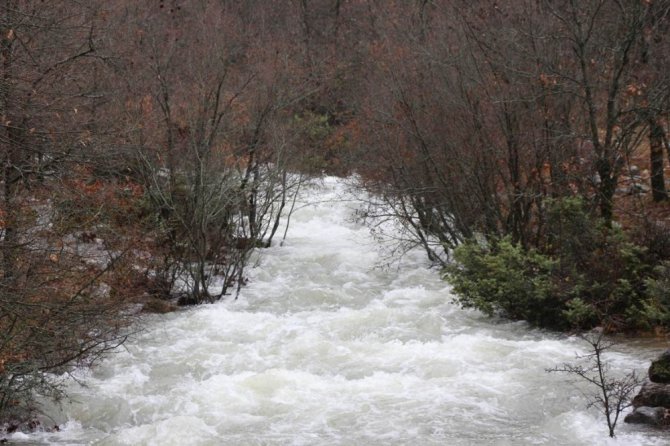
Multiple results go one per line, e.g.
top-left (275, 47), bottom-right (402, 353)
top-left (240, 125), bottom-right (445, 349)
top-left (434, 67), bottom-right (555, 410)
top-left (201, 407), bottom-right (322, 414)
top-left (546, 332), bottom-right (642, 438)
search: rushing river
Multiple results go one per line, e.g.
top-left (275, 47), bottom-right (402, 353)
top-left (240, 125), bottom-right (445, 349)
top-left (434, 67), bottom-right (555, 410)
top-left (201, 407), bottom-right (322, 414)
top-left (17, 177), bottom-right (670, 445)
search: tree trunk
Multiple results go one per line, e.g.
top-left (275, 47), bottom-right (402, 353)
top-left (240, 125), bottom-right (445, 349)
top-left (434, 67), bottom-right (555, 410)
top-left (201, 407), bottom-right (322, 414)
top-left (597, 158), bottom-right (616, 225)
top-left (650, 117), bottom-right (668, 201)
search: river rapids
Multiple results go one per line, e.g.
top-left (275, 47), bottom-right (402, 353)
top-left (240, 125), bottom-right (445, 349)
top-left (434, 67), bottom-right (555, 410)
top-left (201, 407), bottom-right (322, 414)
top-left (18, 177), bottom-right (670, 445)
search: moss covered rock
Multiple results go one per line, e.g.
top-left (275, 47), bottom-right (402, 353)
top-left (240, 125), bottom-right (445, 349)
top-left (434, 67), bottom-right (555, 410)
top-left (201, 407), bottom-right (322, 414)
top-left (649, 351), bottom-right (670, 384)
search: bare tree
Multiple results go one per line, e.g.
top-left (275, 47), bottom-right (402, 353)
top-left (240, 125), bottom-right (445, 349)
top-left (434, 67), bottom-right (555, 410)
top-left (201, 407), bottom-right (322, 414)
top-left (638, 1), bottom-right (670, 202)
top-left (0, 0), bottom-right (135, 425)
top-left (123, 1), bottom-right (311, 303)
top-left (547, 333), bottom-right (642, 438)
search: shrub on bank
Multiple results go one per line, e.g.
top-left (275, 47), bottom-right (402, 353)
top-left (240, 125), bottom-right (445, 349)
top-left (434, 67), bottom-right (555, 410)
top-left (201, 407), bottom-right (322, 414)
top-left (641, 262), bottom-right (670, 327)
top-left (445, 198), bottom-right (667, 332)
top-left (445, 238), bottom-right (562, 328)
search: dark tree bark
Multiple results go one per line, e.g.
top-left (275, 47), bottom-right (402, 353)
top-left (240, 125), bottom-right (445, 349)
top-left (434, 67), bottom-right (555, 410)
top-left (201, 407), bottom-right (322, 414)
top-left (649, 117), bottom-right (668, 201)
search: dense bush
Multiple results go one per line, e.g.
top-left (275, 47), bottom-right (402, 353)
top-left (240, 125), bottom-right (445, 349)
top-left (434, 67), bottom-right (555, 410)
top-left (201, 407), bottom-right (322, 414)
top-left (445, 238), bottom-right (562, 327)
top-left (641, 262), bottom-right (670, 327)
top-left (445, 198), bottom-right (665, 332)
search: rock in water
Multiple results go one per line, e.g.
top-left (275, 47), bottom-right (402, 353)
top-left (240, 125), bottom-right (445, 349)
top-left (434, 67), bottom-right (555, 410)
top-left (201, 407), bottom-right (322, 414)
top-left (649, 350), bottom-right (670, 384)
top-left (632, 381), bottom-right (670, 408)
top-left (627, 350), bottom-right (670, 428)
top-left (624, 406), bottom-right (667, 426)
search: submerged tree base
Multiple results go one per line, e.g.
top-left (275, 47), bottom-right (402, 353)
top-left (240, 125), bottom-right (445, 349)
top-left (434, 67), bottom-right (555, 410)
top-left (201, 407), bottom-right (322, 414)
top-left (547, 333), bottom-right (642, 438)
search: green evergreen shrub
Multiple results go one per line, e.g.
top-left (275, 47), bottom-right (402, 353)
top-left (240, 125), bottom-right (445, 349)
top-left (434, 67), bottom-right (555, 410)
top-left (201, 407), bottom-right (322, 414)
top-left (445, 237), bottom-right (563, 328)
top-left (445, 197), bottom-right (662, 331)
top-left (640, 262), bottom-right (670, 326)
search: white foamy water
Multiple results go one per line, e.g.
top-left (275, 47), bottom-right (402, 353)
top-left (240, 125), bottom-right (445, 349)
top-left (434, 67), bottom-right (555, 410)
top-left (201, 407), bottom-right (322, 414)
top-left (21, 177), bottom-right (670, 445)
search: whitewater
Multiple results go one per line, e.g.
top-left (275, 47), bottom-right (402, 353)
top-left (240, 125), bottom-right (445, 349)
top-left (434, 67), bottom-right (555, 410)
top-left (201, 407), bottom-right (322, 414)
top-left (18, 177), bottom-right (670, 445)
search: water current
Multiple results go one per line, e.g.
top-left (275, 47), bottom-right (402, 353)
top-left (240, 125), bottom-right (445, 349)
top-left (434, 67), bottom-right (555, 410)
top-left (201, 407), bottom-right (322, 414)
top-left (18, 177), bottom-right (670, 445)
